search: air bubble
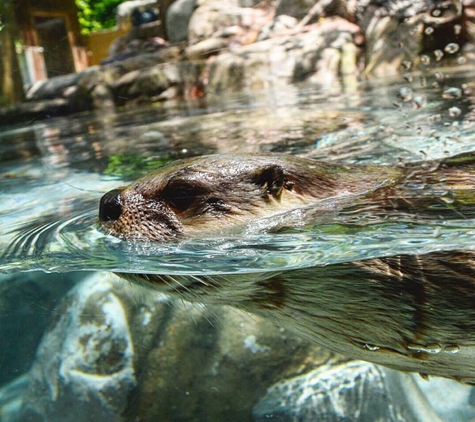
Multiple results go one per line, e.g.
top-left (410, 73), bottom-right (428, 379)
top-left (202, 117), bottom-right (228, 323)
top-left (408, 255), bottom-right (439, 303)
top-left (407, 343), bottom-right (442, 354)
top-left (428, 114), bottom-right (442, 122)
top-left (425, 26), bottom-right (434, 35)
top-left (431, 9), bottom-right (442, 17)
top-left (434, 49), bottom-right (444, 61)
top-left (407, 344), bottom-right (421, 352)
top-left (413, 95), bottom-right (427, 109)
top-left (449, 106), bottom-right (462, 117)
top-left (444, 43), bottom-right (460, 54)
top-left (398, 87), bottom-right (413, 101)
top-left (364, 344), bottom-right (380, 351)
top-left (442, 87), bottom-right (462, 99)
top-left (462, 83), bottom-right (471, 95)
top-left (420, 55), bottom-right (431, 65)
top-left (444, 345), bottom-right (460, 354)
top-left (441, 195), bottom-right (455, 204)
top-left (426, 344), bottom-right (442, 354)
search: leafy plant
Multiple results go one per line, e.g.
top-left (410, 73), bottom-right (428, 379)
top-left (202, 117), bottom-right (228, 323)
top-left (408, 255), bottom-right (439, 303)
top-left (105, 153), bottom-right (173, 179)
top-left (75, 0), bottom-right (123, 34)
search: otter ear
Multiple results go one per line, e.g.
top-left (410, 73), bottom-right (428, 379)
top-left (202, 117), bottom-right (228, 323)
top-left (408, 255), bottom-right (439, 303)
top-left (253, 165), bottom-right (284, 197)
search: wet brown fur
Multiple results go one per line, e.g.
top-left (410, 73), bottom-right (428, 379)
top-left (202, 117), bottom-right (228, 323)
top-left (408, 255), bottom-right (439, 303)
top-left (99, 152), bottom-right (475, 382)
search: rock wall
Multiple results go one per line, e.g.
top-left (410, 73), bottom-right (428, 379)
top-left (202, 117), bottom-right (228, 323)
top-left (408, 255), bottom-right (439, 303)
top-left (1, 0), bottom-right (474, 124)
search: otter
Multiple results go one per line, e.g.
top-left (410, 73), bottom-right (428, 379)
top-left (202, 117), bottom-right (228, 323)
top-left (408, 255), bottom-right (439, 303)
top-left (99, 153), bottom-right (475, 382)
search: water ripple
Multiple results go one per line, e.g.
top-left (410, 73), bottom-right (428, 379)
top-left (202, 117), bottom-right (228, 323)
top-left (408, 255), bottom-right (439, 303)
top-left (2, 207), bottom-right (475, 275)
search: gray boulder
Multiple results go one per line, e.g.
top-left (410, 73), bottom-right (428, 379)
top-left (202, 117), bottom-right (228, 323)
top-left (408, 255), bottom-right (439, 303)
top-left (166, 0), bottom-right (197, 43)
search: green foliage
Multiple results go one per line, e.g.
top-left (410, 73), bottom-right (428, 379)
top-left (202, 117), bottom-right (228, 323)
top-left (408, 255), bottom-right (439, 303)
top-left (105, 153), bottom-right (173, 179)
top-left (75, 0), bottom-right (123, 34)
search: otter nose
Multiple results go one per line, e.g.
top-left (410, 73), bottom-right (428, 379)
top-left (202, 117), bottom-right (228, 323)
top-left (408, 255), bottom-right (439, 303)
top-left (99, 189), bottom-right (123, 222)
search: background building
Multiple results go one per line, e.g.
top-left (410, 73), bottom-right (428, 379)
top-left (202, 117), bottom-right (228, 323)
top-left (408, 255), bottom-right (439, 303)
top-left (1, 0), bottom-right (88, 104)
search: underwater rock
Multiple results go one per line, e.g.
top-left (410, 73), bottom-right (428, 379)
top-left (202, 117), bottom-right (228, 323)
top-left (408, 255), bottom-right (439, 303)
top-left (254, 361), bottom-right (475, 421)
top-left (253, 361), bottom-right (448, 422)
top-left (9, 273), bottom-right (139, 422)
top-left (0, 272), bottom-right (78, 386)
top-left (0, 272), bottom-right (338, 421)
top-left (132, 301), bottom-right (335, 422)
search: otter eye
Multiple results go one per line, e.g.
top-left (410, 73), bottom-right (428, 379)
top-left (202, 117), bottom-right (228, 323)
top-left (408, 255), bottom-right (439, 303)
top-left (164, 187), bottom-right (199, 211)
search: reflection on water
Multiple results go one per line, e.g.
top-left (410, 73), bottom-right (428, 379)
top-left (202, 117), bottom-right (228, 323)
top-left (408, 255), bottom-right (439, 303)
top-left (1, 68), bottom-right (475, 421)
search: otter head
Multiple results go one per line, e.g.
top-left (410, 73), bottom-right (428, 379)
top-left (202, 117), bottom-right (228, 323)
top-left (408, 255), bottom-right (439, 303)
top-left (98, 154), bottom-right (335, 241)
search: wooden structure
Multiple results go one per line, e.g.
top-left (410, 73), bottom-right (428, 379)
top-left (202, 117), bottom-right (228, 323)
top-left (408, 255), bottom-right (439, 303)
top-left (0, 0), bottom-right (88, 104)
top-left (0, 0), bottom-right (168, 105)
top-left (14, 0), bottom-right (88, 83)
top-left (86, 27), bottom-right (129, 67)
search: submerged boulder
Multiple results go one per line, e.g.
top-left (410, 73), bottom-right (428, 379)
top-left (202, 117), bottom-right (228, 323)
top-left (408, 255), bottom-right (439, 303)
top-left (0, 272), bottom-right (337, 422)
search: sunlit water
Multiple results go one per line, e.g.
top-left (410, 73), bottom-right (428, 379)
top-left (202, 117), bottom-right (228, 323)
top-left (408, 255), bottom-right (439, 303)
top-left (1, 68), bottom-right (475, 276)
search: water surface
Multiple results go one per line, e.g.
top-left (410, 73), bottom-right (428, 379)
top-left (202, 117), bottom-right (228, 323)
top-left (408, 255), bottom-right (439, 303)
top-left (1, 68), bottom-right (475, 276)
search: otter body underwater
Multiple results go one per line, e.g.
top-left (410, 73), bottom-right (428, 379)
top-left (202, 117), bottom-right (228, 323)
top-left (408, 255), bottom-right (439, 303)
top-left (99, 153), bottom-right (475, 382)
